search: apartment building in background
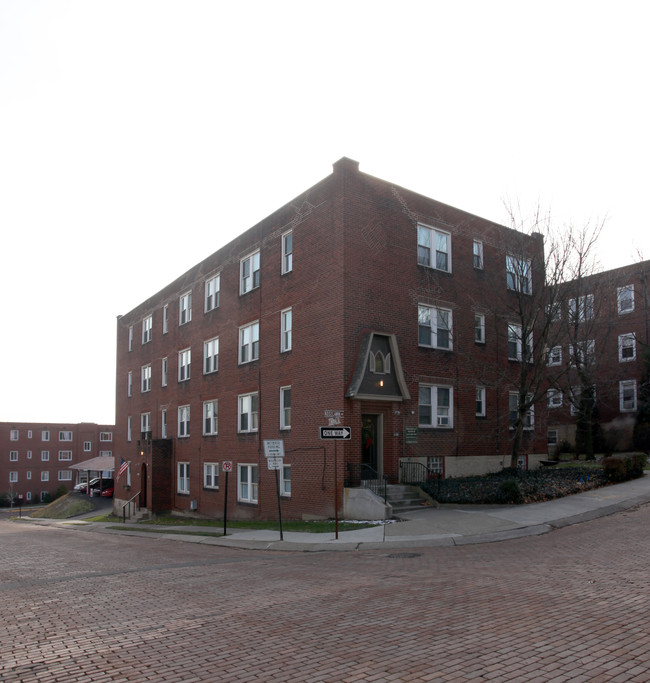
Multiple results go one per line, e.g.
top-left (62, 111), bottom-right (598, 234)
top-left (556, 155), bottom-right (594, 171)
top-left (1, 422), bottom-right (115, 503)
top-left (546, 260), bottom-right (649, 452)
top-left (114, 157), bottom-right (549, 521)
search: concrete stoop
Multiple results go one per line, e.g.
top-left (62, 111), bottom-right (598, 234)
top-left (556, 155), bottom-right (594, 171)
top-left (386, 484), bottom-right (434, 514)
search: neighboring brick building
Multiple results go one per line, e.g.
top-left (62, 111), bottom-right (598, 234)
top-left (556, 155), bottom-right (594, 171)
top-left (546, 260), bottom-right (650, 452)
top-left (114, 158), bottom-right (549, 521)
top-left (0, 422), bottom-right (115, 503)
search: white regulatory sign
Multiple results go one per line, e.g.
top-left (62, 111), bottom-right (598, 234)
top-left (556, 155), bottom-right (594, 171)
top-left (222, 461), bottom-right (233, 472)
top-left (267, 457), bottom-right (283, 470)
top-left (263, 440), bottom-right (285, 459)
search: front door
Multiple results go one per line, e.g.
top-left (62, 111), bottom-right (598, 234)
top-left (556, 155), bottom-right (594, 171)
top-left (361, 414), bottom-right (382, 479)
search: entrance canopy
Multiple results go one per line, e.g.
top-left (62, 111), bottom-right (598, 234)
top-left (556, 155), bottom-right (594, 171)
top-left (70, 456), bottom-right (115, 473)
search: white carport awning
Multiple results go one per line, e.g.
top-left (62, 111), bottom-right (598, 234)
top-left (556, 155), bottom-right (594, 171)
top-left (70, 456), bottom-right (115, 472)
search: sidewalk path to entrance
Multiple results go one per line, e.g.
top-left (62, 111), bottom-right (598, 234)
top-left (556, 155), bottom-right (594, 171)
top-left (22, 474), bottom-right (650, 552)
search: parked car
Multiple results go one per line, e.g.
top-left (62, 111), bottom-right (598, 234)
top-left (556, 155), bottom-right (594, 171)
top-left (74, 478), bottom-right (99, 493)
top-left (100, 487), bottom-right (114, 498)
top-left (75, 478), bottom-right (114, 495)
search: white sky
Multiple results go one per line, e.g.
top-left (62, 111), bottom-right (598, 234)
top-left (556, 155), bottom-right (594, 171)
top-left (1, 1), bottom-right (648, 425)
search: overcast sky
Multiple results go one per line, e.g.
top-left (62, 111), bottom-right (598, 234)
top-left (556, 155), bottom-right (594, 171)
top-left (1, 1), bottom-right (648, 425)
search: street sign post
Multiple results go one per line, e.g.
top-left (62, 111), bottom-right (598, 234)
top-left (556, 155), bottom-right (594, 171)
top-left (319, 426), bottom-right (352, 440)
top-left (263, 440), bottom-right (285, 540)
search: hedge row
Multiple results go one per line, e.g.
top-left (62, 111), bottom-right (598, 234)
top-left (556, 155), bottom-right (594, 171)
top-left (422, 467), bottom-right (611, 505)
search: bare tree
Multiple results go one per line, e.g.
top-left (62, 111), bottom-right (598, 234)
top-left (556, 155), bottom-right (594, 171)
top-left (478, 206), bottom-right (603, 466)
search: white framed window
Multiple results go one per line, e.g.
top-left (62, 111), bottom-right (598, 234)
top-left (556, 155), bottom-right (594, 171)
top-left (509, 392), bottom-right (534, 430)
top-left (476, 387), bottom-right (486, 417)
top-left (369, 351), bottom-right (391, 374)
top-left (418, 305), bottom-right (452, 350)
top-left (205, 274), bottom-right (220, 312)
top-left (238, 464), bottom-right (258, 503)
top-left (281, 465), bottom-right (291, 497)
top-left (204, 463), bottom-right (219, 489)
top-left (569, 340), bottom-right (595, 367)
top-left (27, 430), bottom-right (32, 439)
top-left (475, 313), bottom-right (485, 344)
top-left (547, 346), bottom-right (562, 366)
top-left (547, 429), bottom-right (559, 446)
top-left (204, 337), bottom-right (219, 374)
top-left (618, 333), bottom-right (636, 362)
top-left (473, 240), bottom-right (483, 269)
top-left (27, 471), bottom-right (32, 479)
top-left (99, 450), bottom-right (111, 457)
top-left (546, 301), bottom-right (561, 322)
top-left (127, 371), bottom-right (132, 397)
top-left (178, 405), bottom-right (190, 438)
top-left (281, 308), bottom-right (292, 352)
top-left (617, 285), bottom-right (634, 314)
top-left (10, 429), bottom-right (18, 441)
top-left (282, 230), bottom-right (293, 274)
top-left (41, 471), bottom-right (49, 482)
top-left (418, 385), bottom-right (453, 428)
top-left (140, 412), bottom-right (151, 436)
top-left (58, 471), bottom-right (72, 481)
top-left (9, 451), bottom-right (18, 462)
top-left (238, 393), bottom-right (259, 433)
top-left (163, 304), bottom-right (169, 334)
top-left (507, 324), bottom-right (532, 362)
top-left (9, 472), bottom-right (18, 483)
top-left (427, 456), bottom-right (443, 475)
top-left (141, 364), bottom-right (151, 393)
top-left (142, 315), bottom-right (153, 344)
top-left (203, 400), bottom-right (218, 436)
top-left (417, 223), bottom-right (451, 272)
top-left (27, 451), bottom-right (32, 459)
top-left (620, 380), bottom-right (637, 412)
top-left (25, 491), bottom-right (31, 501)
top-left (568, 294), bottom-right (594, 323)
top-left (161, 410), bottom-right (167, 439)
top-left (240, 250), bottom-right (261, 294)
top-left (127, 416), bottom-right (132, 442)
top-left (177, 462), bottom-right (190, 494)
top-left (280, 386), bottom-right (291, 430)
top-left (83, 441), bottom-right (92, 452)
top-left (59, 431), bottom-right (72, 442)
top-left (506, 255), bottom-right (532, 294)
top-left (179, 291), bottom-right (192, 325)
top-left (128, 325), bottom-right (133, 352)
top-left (239, 322), bottom-right (260, 364)
top-left (58, 451), bottom-right (72, 461)
top-left (42, 430), bottom-right (49, 441)
top-left (41, 451), bottom-right (50, 461)
top-left (547, 388), bottom-right (563, 408)
top-left (178, 348), bottom-right (191, 381)
top-left (40, 491), bottom-right (48, 502)
top-left (162, 357), bottom-right (168, 387)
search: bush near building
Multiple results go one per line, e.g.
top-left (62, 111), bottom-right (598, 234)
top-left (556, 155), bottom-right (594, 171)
top-left (422, 457), bottom-right (646, 505)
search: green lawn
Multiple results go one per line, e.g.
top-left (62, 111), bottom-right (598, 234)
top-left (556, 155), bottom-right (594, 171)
top-left (84, 514), bottom-right (378, 533)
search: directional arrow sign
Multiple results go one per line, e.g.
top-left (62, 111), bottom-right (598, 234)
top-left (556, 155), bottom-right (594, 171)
top-left (319, 426), bottom-right (352, 440)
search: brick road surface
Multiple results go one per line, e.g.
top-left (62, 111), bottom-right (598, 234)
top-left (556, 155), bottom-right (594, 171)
top-left (2, 506), bottom-right (650, 683)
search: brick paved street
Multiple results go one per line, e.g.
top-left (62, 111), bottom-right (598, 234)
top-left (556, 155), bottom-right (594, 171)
top-left (2, 506), bottom-right (650, 683)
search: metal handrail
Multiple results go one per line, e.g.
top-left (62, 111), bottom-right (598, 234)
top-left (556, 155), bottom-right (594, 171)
top-left (344, 463), bottom-right (388, 502)
top-left (400, 461), bottom-right (441, 495)
top-left (122, 490), bottom-right (141, 523)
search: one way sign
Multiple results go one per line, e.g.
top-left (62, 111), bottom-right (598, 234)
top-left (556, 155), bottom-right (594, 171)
top-left (319, 426), bottom-right (352, 440)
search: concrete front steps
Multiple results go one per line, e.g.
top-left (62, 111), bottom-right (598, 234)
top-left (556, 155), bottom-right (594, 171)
top-left (386, 484), bottom-right (435, 515)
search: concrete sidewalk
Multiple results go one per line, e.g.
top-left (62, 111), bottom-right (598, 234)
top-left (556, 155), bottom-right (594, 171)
top-left (28, 474), bottom-right (650, 552)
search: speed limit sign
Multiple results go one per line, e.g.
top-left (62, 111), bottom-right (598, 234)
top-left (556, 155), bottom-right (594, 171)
top-left (222, 461), bottom-right (233, 472)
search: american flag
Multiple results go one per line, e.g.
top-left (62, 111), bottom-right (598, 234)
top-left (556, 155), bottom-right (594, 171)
top-left (117, 458), bottom-right (129, 479)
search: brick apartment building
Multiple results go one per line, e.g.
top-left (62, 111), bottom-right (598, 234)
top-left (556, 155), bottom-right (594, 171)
top-left (1, 422), bottom-right (115, 503)
top-left (546, 260), bottom-right (650, 452)
top-left (114, 158), bottom-right (549, 521)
